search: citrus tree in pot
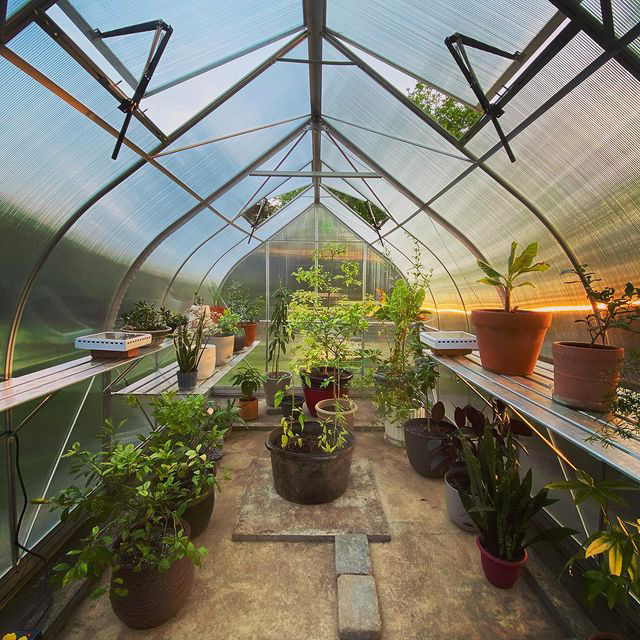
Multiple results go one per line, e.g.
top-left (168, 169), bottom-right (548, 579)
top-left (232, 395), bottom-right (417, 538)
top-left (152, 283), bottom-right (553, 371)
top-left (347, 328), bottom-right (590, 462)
top-left (459, 424), bottom-right (575, 589)
top-left (231, 364), bottom-right (265, 421)
top-left (264, 286), bottom-right (294, 407)
top-left (553, 266), bottom-right (640, 412)
top-left (44, 421), bottom-right (208, 629)
top-left (473, 241), bottom-right (552, 375)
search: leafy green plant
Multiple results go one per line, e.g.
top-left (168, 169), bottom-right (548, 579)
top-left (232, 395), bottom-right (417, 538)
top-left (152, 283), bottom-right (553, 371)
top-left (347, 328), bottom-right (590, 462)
top-left (211, 309), bottom-right (240, 336)
top-left (477, 241), bottom-right (550, 312)
top-left (563, 265), bottom-right (640, 346)
top-left (208, 282), bottom-right (225, 307)
top-left (222, 280), bottom-right (263, 323)
top-left (173, 312), bottom-right (204, 373)
top-left (230, 365), bottom-right (265, 400)
top-left (268, 286), bottom-right (294, 374)
top-left (120, 300), bottom-right (170, 331)
top-left (160, 308), bottom-right (187, 331)
top-left (45, 421), bottom-right (208, 598)
top-left (547, 470), bottom-right (640, 635)
top-left (459, 423), bottom-right (575, 561)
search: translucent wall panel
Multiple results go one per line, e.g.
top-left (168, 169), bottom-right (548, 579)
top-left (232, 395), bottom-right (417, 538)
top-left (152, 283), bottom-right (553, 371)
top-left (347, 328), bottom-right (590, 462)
top-left (322, 61), bottom-right (470, 203)
top-left (13, 165), bottom-right (198, 372)
top-left (68, 0), bottom-right (303, 90)
top-left (7, 0), bottom-right (29, 18)
top-left (0, 44), bottom-right (142, 374)
top-left (582, 1), bottom-right (640, 56)
top-left (326, 0), bottom-right (556, 104)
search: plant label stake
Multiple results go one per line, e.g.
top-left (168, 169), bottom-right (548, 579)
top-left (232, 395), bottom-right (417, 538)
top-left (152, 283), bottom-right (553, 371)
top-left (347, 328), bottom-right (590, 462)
top-left (94, 20), bottom-right (173, 159)
top-left (444, 33), bottom-right (522, 163)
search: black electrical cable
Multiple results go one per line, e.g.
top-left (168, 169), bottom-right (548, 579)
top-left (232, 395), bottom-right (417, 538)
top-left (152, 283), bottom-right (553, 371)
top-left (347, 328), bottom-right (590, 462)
top-left (4, 429), bottom-right (53, 629)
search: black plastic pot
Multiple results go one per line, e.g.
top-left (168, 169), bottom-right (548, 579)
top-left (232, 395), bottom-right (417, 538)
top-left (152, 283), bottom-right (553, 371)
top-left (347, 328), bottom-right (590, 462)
top-left (182, 486), bottom-right (215, 538)
top-left (403, 417), bottom-right (454, 478)
top-left (233, 332), bottom-right (246, 352)
top-left (265, 426), bottom-right (355, 504)
top-left (176, 371), bottom-right (197, 391)
top-left (280, 394), bottom-right (305, 418)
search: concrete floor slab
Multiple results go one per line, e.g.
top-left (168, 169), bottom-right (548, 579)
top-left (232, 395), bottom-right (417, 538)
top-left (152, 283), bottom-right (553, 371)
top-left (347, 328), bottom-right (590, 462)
top-left (233, 457), bottom-right (391, 542)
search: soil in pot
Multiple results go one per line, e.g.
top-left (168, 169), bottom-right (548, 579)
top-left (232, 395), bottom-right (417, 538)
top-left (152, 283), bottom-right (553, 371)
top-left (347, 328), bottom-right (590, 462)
top-left (476, 537), bottom-right (527, 589)
top-left (302, 367), bottom-right (353, 417)
top-left (265, 425), bottom-right (355, 504)
top-left (403, 417), bottom-right (455, 478)
top-left (264, 371), bottom-right (292, 407)
top-left (552, 341), bottom-right (624, 412)
top-left (240, 322), bottom-right (257, 346)
top-left (182, 486), bottom-right (215, 538)
top-left (239, 396), bottom-right (258, 421)
top-left (280, 394), bottom-right (305, 419)
top-left (315, 397), bottom-right (357, 428)
top-left (233, 332), bottom-right (246, 352)
top-left (443, 469), bottom-right (477, 533)
top-left (110, 521), bottom-right (194, 629)
top-left (176, 370), bottom-right (197, 391)
top-left (471, 309), bottom-right (552, 376)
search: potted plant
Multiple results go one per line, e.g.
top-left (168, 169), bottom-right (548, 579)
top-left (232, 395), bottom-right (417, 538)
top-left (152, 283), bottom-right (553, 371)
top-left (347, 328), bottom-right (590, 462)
top-left (373, 238), bottom-right (435, 445)
top-left (223, 280), bottom-right (264, 346)
top-left (274, 385), bottom-right (305, 419)
top-left (315, 396), bottom-right (358, 429)
top-left (45, 420), bottom-right (208, 629)
top-left (210, 310), bottom-right (239, 365)
top-left (552, 266), bottom-right (640, 412)
top-left (264, 286), bottom-right (294, 406)
top-left (233, 325), bottom-right (246, 352)
top-left (289, 245), bottom-right (373, 416)
top-left (173, 313), bottom-right (205, 391)
top-left (120, 300), bottom-right (172, 345)
top-left (459, 423), bottom-right (574, 589)
top-left (230, 365), bottom-right (265, 421)
top-left (186, 305), bottom-right (216, 380)
top-left (208, 283), bottom-right (226, 319)
top-left (473, 241), bottom-right (552, 375)
top-left (265, 411), bottom-right (355, 504)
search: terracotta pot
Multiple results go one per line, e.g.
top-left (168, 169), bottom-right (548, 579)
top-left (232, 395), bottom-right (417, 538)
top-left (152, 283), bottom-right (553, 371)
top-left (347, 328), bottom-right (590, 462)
top-left (264, 371), bottom-right (292, 407)
top-left (315, 398), bottom-right (358, 428)
top-left (240, 322), bottom-right (257, 346)
top-left (122, 326), bottom-right (171, 346)
top-left (476, 537), bottom-right (527, 589)
top-left (471, 309), bottom-right (552, 375)
top-left (176, 370), bottom-right (197, 391)
top-left (238, 396), bottom-right (258, 421)
top-left (210, 334), bottom-right (234, 365)
top-left (234, 332), bottom-right (246, 352)
top-left (552, 341), bottom-right (624, 412)
top-left (110, 521), bottom-right (194, 629)
top-left (209, 305), bottom-right (225, 321)
top-left (197, 344), bottom-right (216, 381)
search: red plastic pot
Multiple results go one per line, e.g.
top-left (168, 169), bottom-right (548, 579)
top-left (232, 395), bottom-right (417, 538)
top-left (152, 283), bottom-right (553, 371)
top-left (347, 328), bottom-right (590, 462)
top-left (476, 537), bottom-right (527, 589)
top-left (301, 368), bottom-right (352, 417)
top-left (209, 305), bottom-right (225, 321)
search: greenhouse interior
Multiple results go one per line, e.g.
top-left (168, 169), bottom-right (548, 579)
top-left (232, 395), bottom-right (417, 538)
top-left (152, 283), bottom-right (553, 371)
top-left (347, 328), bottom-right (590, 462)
top-left (1, 1), bottom-right (640, 639)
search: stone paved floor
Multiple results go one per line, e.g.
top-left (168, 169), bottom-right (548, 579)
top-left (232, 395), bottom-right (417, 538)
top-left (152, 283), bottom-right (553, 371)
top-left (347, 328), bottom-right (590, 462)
top-left (59, 428), bottom-right (567, 640)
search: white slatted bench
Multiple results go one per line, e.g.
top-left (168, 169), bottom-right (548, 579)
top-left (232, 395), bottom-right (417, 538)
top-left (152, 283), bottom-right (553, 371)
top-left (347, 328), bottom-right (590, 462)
top-left (428, 350), bottom-right (640, 482)
top-left (114, 341), bottom-right (260, 397)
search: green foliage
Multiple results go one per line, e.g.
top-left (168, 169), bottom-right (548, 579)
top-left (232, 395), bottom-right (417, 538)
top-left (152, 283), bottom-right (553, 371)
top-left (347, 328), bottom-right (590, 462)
top-left (222, 280), bottom-right (263, 323)
top-left (563, 265), bottom-right (640, 346)
top-left (160, 308), bottom-right (187, 331)
top-left (547, 470), bottom-right (640, 632)
top-left (242, 186), bottom-right (308, 225)
top-left (173, 312), bottom-right (204, 372)
top-left (268, 286), bottom-right (294, 373)
top-left (324, 187), bottom-right (388, 226)
top-left (460, 424), bottom-right (575, 561)
top-left (230, 364), bottom-right (265, 400)
top-left (208, 282), bottom-right (224, 307)
top-left (212, 309), bottom-right (241, 336)
top-left (45, 420), bottom-right (209, 595)
top-left (407, 83), bottom-right (481, 138)
top-left (120, 300), bottom-right (171, 331)
top-left (477, 241), bottom-right (550, 312)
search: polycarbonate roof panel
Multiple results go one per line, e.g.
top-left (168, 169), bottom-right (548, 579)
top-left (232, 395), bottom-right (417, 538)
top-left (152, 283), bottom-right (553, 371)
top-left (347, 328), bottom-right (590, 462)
top-left (319, 194), bottom-right (379, 245)
top-left (253, 188), bottom-right (314, 241)
top-left (582, 0), bottom-right (640, 55)
top-left (326, 0), bottom-right (557, 103)
top-left (7, 0), bottom-right (29, 18)
top-left (67, 0), bottom-right (304, 91)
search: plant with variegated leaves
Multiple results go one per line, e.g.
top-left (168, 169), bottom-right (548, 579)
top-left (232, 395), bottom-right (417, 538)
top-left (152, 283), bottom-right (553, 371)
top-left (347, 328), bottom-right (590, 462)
top-left (547, 470), bottom-right (640, 636)
top-left (477, 241), bottom-right (550, 312)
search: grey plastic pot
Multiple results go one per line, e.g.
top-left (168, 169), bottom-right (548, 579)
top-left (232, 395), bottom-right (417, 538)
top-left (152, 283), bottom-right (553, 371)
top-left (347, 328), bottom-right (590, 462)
top-left (444, 467), bottom-right (477, 533)
top-left (264, 371), bottom-right (292, 407)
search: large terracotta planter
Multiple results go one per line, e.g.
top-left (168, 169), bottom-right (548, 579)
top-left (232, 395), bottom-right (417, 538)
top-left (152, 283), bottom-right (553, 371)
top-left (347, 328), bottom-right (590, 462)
top-left (110, 521), bottom-right (194, 629)
top-left (210, 334), bottom-right (234, 365)
top-left (240, 322), bottom-right (257, 346)
top-left (476, 537), bottom-right (527, 589)
top-left (265, 425), bottom-right (355, 504)
top-left (264, 371), bottom-right (292, 407)
top-left (197, 344), bottom-right (216, 380)
top-left (315, 397), bottom-right (357, 428)
top-left (238, 396), bottom-right (258, 421)
top-left (552, 341), bottom-right (624, 412)
top-left (471, 309), bottom-right (552, 375)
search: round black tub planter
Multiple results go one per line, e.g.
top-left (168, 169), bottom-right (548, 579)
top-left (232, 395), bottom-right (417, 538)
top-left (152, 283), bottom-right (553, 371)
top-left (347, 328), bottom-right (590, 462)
top-left (265, 424), bottom-right (356, 504)
top-left (403, 417), bottom-right (454, 479)
top-left (182, 485), bottom-right (215, 538)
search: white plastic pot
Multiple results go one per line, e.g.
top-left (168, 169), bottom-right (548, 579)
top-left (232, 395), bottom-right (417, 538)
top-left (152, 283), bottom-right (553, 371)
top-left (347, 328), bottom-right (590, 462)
top-left (197, 345), bottom-right (216, 381)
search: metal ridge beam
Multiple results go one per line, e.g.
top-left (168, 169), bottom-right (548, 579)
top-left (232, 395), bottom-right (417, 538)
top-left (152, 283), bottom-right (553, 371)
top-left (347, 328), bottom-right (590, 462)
top-left (104, 121), bottom-right (311, 330)
top-left (2, 30), bottom-right (307, 379)
top-left (250, 170), bottom-right (380, 178)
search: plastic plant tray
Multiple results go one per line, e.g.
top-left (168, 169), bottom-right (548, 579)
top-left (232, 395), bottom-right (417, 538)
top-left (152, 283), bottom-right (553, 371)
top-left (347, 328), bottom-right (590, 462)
top-left (420, 331), bottom-right (477, 355)
top-left (75, 331), bottom-right (152, 352)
